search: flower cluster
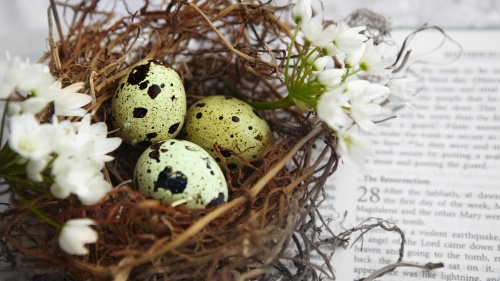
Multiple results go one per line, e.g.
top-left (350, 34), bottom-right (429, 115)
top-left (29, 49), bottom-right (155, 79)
top-left (0, 55), bottom-right (91, 116)
top-left (0, 55), bottom-right (121, 255)
top-left (251, 0), bottom-right (417, 164)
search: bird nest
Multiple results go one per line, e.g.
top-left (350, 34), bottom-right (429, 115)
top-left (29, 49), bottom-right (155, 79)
top-left (1, 0), bottom-right (359, 280)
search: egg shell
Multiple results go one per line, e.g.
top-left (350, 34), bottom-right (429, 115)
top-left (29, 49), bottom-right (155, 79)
top-left (112, 59), bottom-right (186, 148)
top-left (181, 95), bottom-right (274, 170)
top-left (134, 139), bottom-right (228, 209)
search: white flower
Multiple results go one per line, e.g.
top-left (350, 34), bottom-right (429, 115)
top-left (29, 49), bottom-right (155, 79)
top-left (312, 56), bottom-right (330, 71)
top-left (0, 55), bottom-right (90, 117)
top-left (52, 115), bottom-right (121, 169)
top-left (76, 176), bottom-right (112, 205)
top-left (291, 0), bottom-right (312, 23)
top-left (386, 77), bottom-right (418, 104)
top-left (51, 162), bottom-right (111, 205)
top-left (76, 115), bottom-right (122, 165)
top-left (301, 14), bottom-right (336, 47)
top-left (52, 82), bottom-right (91, 117)
top-left (50, 153), bottom-right (113, 206)
top-left (345, 39), bottom-right (395, 75)
top-left (15, 96), bottom-right (50, 116)
top-left (49, 115), bottom-right (119, 205)
top-left (26, 156), bottom-right (51, 182)
top-left (335, 129), bottom-right (373, 166)
top-left (316, 68), bottom-right (345, 89)
top-left (322, 43), bottom-right (337, 56)
top-left (344, 47), bottom-right (363, 69)
top-left (0, 55), bottom-right (54, 100)
top-left (58, 219), bottom-right (98, 255)
top-left (317, 87), bottom-right (351, 130)
top-left (8, 113), bottom-right (55, 161)
top-left (52, 118), bottom-right (82, 155)
top-left (21, 81), bottom-right (90, 117)
top-left (331, 22), bottom-right (367, 55)
top-left (347, 81), bottom-right (390, 132)
top-left (50, 156), bottom-right (102, 201)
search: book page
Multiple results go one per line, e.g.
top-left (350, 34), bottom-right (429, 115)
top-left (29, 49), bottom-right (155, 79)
top-left (321, 30), bottom-right (500, 280)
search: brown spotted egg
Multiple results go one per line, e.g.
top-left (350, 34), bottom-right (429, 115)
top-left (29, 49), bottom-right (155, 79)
top-left (112, 59), bottom-right (186, 148)
top-left (181, 95), bottom-right (274, 170)
top-left (134, 139), bottom-right (228, 209)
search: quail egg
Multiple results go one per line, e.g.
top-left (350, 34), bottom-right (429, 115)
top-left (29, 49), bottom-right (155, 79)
top-left (181, 95), bottom-right (274, 170)
top-left (112, 59), bottom-right (186, 148)
top-left (134, 139), bottom-right (228, 209)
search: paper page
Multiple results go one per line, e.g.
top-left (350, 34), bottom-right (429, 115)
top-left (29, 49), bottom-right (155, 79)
top-left (320, 30), bottom-right (500, 280)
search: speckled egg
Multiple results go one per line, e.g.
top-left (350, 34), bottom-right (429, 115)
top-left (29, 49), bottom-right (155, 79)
top-left (134, 139), bottom-right (228, 209)
top-left (181, 95), bottom-right (274, 170)
top-left (112, 59), bottom-right (186, 148)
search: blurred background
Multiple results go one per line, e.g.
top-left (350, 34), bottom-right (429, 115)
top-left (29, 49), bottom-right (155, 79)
top-left (0, 0), bottom-right (499, 62)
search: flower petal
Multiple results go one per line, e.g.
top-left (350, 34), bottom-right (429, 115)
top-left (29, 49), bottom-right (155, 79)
top-left (58, 219), bottom-right (98, 255)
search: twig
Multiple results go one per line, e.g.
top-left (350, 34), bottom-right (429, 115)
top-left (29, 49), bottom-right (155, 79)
top-left (47, 6), bottom-right (62, 75)
top-left (186, 2), bottom-right (280, 74)
top-left (49, 0), bottom-right (65, 47)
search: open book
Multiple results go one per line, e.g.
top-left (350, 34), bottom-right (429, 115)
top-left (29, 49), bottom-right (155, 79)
top-left (320, 29), bottom-right (500, 280)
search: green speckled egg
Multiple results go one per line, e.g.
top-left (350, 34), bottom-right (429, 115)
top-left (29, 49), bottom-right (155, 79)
top-left (134, 140), bottom-right (228, 209)
top-left (112, 59), bottom-right (186, 148)
top-left (181, 95), bottom-right (274, 170)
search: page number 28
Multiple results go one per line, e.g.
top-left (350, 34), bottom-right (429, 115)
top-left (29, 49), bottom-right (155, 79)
top-left (358, 186), bottom-right (380, 203)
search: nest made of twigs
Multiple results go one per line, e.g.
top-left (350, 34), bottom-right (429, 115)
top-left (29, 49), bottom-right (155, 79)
top-left (1, 1), bottom-right (342, 280)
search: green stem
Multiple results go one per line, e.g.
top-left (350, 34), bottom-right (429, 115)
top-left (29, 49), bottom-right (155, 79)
top-left (285, 22), bottom-right (302, 87)
top-left (224, 80), bottom-right (296, 111)
top-left (297, 46), bottom-right (320, 84)
top-left (290, 42), bottom-right (310, 86)
top-left (0, 144), bottom-right (19, 172)
top-left (10, 183), bottom-right (62, 230)
top-left (3, 175), bottom-right (50, 194)
top-left (342, 68), bottom-right (362, 82)
top-left (246, 96), bottom-right (295, 110)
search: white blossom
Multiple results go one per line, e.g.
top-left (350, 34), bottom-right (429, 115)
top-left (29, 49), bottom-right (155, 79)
top-left (322, 43), bottom-right (337, 56)
top-left (58, 219), bottom-right (98, 255)
top-left (347, 81), bottom-right (390, 132)
top-left (75, 114), bottom-right (122, 166)
top-left (49, 115), bottom-right (120, 205)
top-left (50, 155), bottom-right (110, 205)
top-left (52, 82), bottom-right (91, 117)
top-left (0, 55), bottom-right (91, 117)
top-left (8, 113), bottom-right (54, 161)
top-left (335, 129), bottom-right (373, 166)
top-left (301, 14), bottom-right (336, 47)
top-left (51, 161), bottom-right (112, 205)
top-left (52, 118), bottom-right (82, 156)
top-left (317, 87), bottom-right (351, 130)
top-left (76, 176), bottom-right (112, 205)
top-left (312, 56), bottom-right (330, 71)
top-left (26, 156), bottom-right (51, 182)
top-left (386, 77), bottom-right (418, 104)
top-left (291, 0), bottom-right (312, 23)
top-left (316, 68), bottom-right (345, 89)
top-left (344, 46), bottom-right (363, 69)
top-left (0, 55), bottom-right (53, 100)
top-left (331, 22), bottom-right (367, 55)
top-left (14, 96), bottom-right (51, 116)
top-left (345, 39), bottom-right (395, 75)
top-left (52, 115), bottom-right (121, 168)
